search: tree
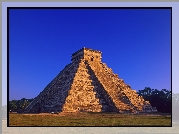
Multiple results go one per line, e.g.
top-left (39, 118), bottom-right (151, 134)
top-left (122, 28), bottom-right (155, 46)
top-left (138, 88), bottom-right (171, 113)
top-left (9, 98), bottom-right (34, 112)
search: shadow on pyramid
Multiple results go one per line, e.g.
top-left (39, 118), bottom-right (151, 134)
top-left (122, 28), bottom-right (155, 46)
top-left (24, 48), bottom-right (157, 113)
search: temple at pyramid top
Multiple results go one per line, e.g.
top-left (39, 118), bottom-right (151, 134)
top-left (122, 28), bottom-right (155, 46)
top-left (71, 47), bottom-right (102, 62)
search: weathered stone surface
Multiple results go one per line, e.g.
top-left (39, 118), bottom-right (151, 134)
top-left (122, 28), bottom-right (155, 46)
top-left (24, 47), bottom-right (157, 113)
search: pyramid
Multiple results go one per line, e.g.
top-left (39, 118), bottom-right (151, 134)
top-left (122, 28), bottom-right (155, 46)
top-left (25, 47), bottom-right (156, 113)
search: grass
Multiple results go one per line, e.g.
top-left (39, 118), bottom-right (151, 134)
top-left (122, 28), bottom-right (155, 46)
top-left (9, 112), bottom-right (171, 126)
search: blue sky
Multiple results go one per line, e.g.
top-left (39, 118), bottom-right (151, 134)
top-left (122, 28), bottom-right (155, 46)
top-left (9, 8), bottom-right (171, 100)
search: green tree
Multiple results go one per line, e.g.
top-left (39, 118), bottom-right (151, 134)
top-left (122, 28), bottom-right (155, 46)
top-left (9, 98), bottom-right (34, 112)
top-left (138, 88), bottom-right (171, 113)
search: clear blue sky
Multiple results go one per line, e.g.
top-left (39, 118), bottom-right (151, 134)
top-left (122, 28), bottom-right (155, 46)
top-left (9, 8), bottom-right (171, 100)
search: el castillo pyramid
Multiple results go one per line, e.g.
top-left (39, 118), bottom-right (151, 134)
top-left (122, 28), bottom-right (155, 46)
top-left (25, 47), bottom-right (157, 113)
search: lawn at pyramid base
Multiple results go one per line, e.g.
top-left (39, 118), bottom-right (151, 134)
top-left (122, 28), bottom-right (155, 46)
top-left (24, 48), bottom-right (157, 113)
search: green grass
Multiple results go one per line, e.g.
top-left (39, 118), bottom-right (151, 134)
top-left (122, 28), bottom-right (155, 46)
top-left (9, 112), bottom-right (171, 126)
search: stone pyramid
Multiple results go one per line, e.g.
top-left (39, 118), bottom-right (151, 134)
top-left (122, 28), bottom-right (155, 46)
top-left (25, 47), bottom-right (156, 113)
